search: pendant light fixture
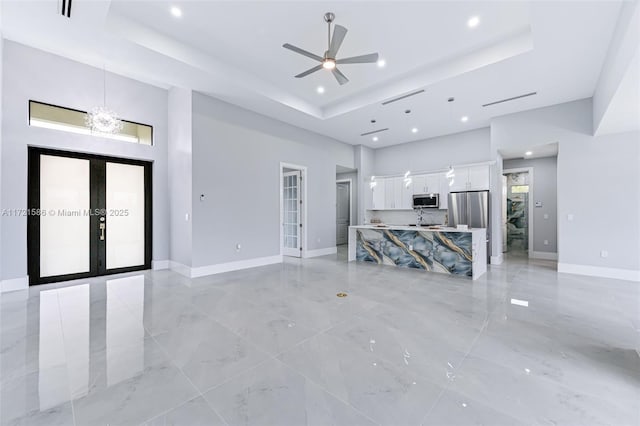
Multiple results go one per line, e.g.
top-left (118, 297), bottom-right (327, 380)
top-left (85, 65), bottom-right (123, 134)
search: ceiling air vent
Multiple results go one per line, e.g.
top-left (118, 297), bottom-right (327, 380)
top-left (482, 92), bottom-right (537, 107)
top-left (60, 0), bottom-right (72, 18)
top-left (381, 89), bottom-right (425, 106)
top-left (360, 128), bottom-right (389, 136)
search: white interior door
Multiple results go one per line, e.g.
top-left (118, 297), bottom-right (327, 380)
top-left (336, 182), bottom-right (350, 245)
top-left (283, 171), bottom-right (301, 257)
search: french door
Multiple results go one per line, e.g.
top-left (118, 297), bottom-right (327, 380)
top-left (282, 170), bottom-right (301, 257)
top-left (27, 148), bottom-right (152, 285)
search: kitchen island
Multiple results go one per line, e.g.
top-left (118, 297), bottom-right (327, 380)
top-left (348, 225), bottom-right (487, 280)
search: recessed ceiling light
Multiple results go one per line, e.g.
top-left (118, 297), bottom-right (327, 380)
top-left (525, 151), bottom-right (533, 156)
top-left (316, 86), bottom-right (325, 94)
top-left (377, 59), bottom-right (386, 68)
top-left (170, 6), bottom-right (182, 17)
top-left (372, 136), bottom-right (379, 142)
top-left (467, 16), bottom-right (480, 28)
top-left (461, 116), bottom-right (469, 123)
top-left (411, 128), bottom-right (418, 133)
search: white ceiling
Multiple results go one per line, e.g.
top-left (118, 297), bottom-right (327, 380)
top-left (0, 1), bottom-right (624, 148)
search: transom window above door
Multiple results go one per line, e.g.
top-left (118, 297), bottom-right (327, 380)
top-left (28, 100), bottom-right (153, 145)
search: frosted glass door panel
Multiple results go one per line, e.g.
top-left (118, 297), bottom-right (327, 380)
top-left (40, 155), bottom-right (90, 277)
top-left (283, 171), bottom-right (301, 257)
top-left (106, 162), bottom-right (145, 269)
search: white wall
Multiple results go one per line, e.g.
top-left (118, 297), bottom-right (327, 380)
top-left (593, 0), bottom-right (640, 135)
top-left (373, 128), bottom-right (492, 176)
top-left (492, 99), bottom-right (640, 276)
top-left (0, 41), bottom-right (169, 283)
top-left (504, 156), bottom-right (558, 254)
top-left (190, 92), bottom-right (354, 268)
top-left (168, 87), bottom-right (192, 267)
top-left (354, 145), bottom-right (374, 225)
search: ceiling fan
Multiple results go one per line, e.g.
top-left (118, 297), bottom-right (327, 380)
top-left (282, 12), bottom-right (379, 85)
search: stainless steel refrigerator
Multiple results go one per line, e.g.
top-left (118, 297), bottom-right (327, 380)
top-left (448, 190), bottom-right (491, 263)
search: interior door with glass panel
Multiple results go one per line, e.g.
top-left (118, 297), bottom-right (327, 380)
top-left (282, 171), bottom-right (301, 257)
top-left (28, 148), bottom-right (152, 284)
top-left (336, 182), bottom-right (350, 245)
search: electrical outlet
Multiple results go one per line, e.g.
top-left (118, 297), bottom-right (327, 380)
top-left (185, 213), bottom-right (189, 221)
top-left (600, 250), bottom-right (608, 258)
top-left (543, 213), bottom-right (549, 220)
top-left (544, 240), bottom-right (549, 245)
top-left (567, 214), bottom-right (574, 221)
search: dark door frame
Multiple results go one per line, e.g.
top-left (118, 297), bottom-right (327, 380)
top-left (27, 147), bottom-right (153, 285)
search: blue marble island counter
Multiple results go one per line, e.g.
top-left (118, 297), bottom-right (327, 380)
top-left (348, 225), bottom-right (487, 280)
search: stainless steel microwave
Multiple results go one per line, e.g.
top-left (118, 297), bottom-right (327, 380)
top-left (413, 193), bottom-right (439, 209)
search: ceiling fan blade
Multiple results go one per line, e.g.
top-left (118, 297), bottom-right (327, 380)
top-left (295, 64), bottom-right (323, 78)
top-left (283, 43), bottom-right (323, 62)
top-left (336, 53), bottom-right (379, 64)
top-left (332, 68), bottom-right (349, 85)
top-left (328, 25), bottom-right (347, 57)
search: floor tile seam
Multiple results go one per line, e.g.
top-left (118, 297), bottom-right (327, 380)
top-left (275, 357), bottom-right (383, 426)
top-left (144, 330), bottom-right (231, 426)
top-left (196, 356), bottom-right (278, 397)
top-left (192, 314), bottom-right (278, 364)
top-left (137, 394), bottom-right (204, 425)
top-left (53, 289), bottom-right (78, 426)
top-left (459, 348), bottom-right (640, 410)
top-left (418, 386), bottom-right (448, 426)
top-left (110, 287), bottom-right (212, 419)
top-left (274, 327), bottom-right (450, 425)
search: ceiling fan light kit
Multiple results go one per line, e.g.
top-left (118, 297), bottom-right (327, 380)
top-left (282, 12), bottom-right (379, 85)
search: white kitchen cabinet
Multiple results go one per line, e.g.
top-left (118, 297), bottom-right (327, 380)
top-left (383, 177), bottom-right (411, 209)
top-left (384, 178), bottom-right (395, 209)
top-left (467, 165), bottom-right (490, 190)
top-left (371, 178), bottom-right (386, 210)
top-left (401, 179), bottom-right (413, 209)
top-left (412, 175), bottom-right (426, 194)
top-left (448, 165), bottom-right (490, 192)
top-left (412, 173), bottom-right (440, 194)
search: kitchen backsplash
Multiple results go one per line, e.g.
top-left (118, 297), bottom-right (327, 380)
top-left (365, 209), bottom-right (447, 226)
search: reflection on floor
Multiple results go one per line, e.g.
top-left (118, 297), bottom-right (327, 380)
top-left (1, 254), bottom-right (639, 425)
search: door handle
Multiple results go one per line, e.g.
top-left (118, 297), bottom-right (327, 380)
top-left (99, 223), bottom-right (106, 241)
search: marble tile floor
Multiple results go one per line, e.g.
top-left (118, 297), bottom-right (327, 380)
top-left (1, 253), bottom-right (638, 426)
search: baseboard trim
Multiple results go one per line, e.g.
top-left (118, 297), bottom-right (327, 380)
top-left (304, 247), bottom-right (338, 258)
top-left (531, 251), bottom-right (558, 261)
top-left (169, 261), bottom-right (192, 278)
top-left (152, 260), bottom-right (170, 270)
top-left (0, 276), bottom-right (29, 293)
top-left (190, 255), bottom-right (283, 278)
top-left (558, 263), bottom-right (640, 282)
top-left (490, 254), bottom-right (504, 265)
